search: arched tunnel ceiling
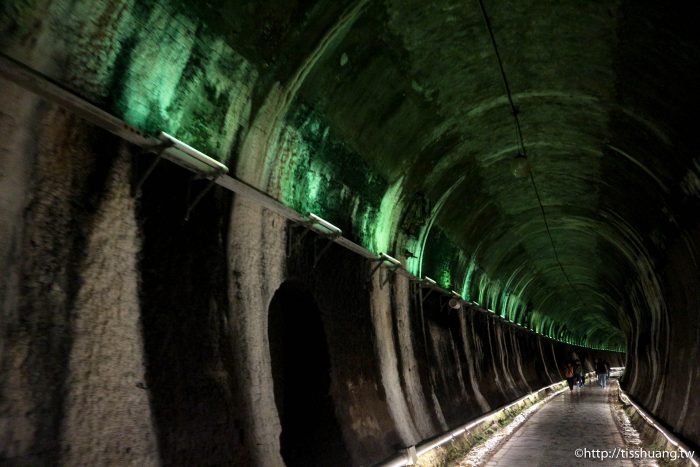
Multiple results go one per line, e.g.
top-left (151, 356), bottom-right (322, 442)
top-left (5, 0), bottom-right (699, 350)
top-left (255, 0), bottom-right (699, 350)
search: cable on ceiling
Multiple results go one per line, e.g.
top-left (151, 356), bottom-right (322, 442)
top-left (476, 0), bottom-right (584, 308)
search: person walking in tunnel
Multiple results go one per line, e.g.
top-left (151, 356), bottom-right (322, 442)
top-left (574, 360), bottom-right (584, 388)
top-left (564, 362), bottom-right (575, 391)
top-left (595, 359), bottom-right (608, 388)
top-left (602, 360), bottom-right (610, 387)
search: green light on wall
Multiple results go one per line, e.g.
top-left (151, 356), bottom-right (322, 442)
top-left (439, 268), bottom-right (452, 289)
top-left (461, 257), bottom-right (478, 301)
top-left (373, 177), bottom-right (405, 254)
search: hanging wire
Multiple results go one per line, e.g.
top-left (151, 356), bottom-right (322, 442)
top-left (476, 0), bottom-right (585, 334)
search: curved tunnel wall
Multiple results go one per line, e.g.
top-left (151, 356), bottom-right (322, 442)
top-left (1, 0), bottom-right (699, 464)
top-left (0, 0), bottom-right (620, 348)
top-left (0, 126), bottom-right (623, 465)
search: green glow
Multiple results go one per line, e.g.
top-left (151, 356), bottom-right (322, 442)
top-left (357, 205), bottom-right (376, 250)
top-left (419, 227), bottom-right (463, 292)
top-left (278, 105), bottom-right (393, 257)
top-left (0, 0), bottom-right (631, 352)
top-left (461, 257), bottom-right (478, 301)
top-left (305, 165), bottom-right (324, 208)
top-left (373, 177), bottom-right (405, 254)
top-left (405, 235), bottom-right (422, 275)
top-left (438, 267), bottom-right (452, 290)
top-left (413, 176), bottom-right (465, 278)
top-left (430, 238), bottom-right (620, 349)
top-left (108, 2), bottom-right (255, 161)
top-left (119, 9), bottom-right (194, 132)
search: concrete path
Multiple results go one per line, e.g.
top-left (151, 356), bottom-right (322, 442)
top-left (486, 383), bottom-right (633, 466)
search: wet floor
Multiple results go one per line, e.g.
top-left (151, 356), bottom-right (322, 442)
top-left (486, 383), bottom-right (633, 466)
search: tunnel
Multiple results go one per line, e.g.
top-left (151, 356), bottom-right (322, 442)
top-left (0, 0), bottom-right (698, 466)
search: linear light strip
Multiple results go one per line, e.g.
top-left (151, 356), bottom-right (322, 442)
top-left (0, 51), bottom-right (618, 351)
top-left (378, 371), bottom-right (603, 466)
top-left (616, 382), bottom-right (698, 466)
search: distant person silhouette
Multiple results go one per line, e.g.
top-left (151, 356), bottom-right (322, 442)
top-left (595, 359), bottom-right (608, 388)
top-left (604, 359), bottom-right (611, 384)
top-left (574, 360), bottom-right (584, 388)
top-left (564, 362), bottom-right (575, 391)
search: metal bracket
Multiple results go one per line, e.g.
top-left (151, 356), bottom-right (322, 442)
top-left (312, 236), bottom-right (336, 268)
top-left (132, 140), bottom-right (174, 195)
top-left (287, 223), bottom-right (310, 258)
top-left (409, 278), bottom-right (421, 299)
top-left (404, 445), bottom-right (418, 465)
top-left (421, 286), bottom-right (435, 302)
top-left (133, 138), bottom-right (226, 220)
top-left (367, 262), bottom-right (396, 286)
top-left (419, 277), bottom-right (438, 302)
top-left (367, 254), bottom-right (402, 286)
top-left (286, 220), bottom-right (341, 267)
top-left (287, 224), bottom-right (309, 258)
top-left (184, 175), bottom-right (220, 221)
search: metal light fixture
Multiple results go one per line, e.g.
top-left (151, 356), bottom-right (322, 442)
top-left (423, 276), bottom-right (437, 286)
top-left (378, 253), bottom-right (402, 268)
top-left (448, 290), bottom-right (462, 309)
top-left (510, 152), bottom-right (531, 178)
top-left (158, 131), bottom-right (228, 177)
top-left (307, 213), bottom-right (342, 237)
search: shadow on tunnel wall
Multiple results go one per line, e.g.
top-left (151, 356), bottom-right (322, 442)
top-left (137, 163), bottom-right (250, 466)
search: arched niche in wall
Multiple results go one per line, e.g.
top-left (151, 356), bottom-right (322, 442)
top-left (267, 279), bottom-right (351, 466)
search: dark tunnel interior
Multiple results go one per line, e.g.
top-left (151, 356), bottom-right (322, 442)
top-left (268, 280), bottom-right (351, 467)
top-left (0, 0), bottom-right (699, 465)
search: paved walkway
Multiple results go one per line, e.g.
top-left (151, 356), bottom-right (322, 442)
top-left (486, 383), bottom-right (633, 466)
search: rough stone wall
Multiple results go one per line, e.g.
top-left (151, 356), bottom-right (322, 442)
top-left (262, 229), bottom-right (625, 465)
top-left (226, 198), bottom-right (287, 467)
top-left (136, 164), bottom-right (249, 466)
top-left (0, 85), bottom-right (159, 464)
top-left (0, 75), bottom-right (627, 466)
top-left (622, 226), bottom-right (700, 450)
top-left (7, 1), bottom-right (690, 466)
top-left (0, 134), bottom-right (625, 465)
top-left (59, 151), bottom-right (157, 466)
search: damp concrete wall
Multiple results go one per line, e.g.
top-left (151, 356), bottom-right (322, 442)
top-left (2, 1), bottom-right (697, 465)
top-left (0, 89), bottom-right (158, 463)
top-left (0, 118), bottom-right (622, 464)
top-left (621, 225), bottom-right (700, 451)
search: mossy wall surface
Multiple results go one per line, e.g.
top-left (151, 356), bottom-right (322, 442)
top-left (2, 0), bottom-right (700, 461)
top-left (0, 0), bottom-right (637, 348)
